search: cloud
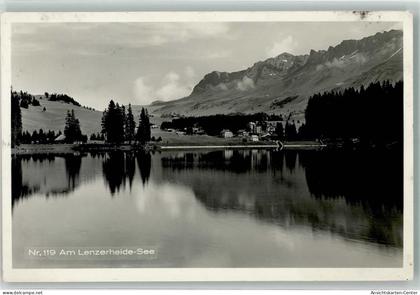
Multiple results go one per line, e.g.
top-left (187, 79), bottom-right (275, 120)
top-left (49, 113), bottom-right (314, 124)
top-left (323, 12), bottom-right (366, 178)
top-left (185, 66), bottom-right (196, 79)
top-left (316, 52), bottom-right (367, 71)
top-left (236, 76), bottom-right (255, 91)
top-left (131, 23), bottom-right (231, 47)
top-left (133, 67), bottom-right (197, 105)
top-left (13, 22), bottom-right (232, 56)
top-left (205, 50), bottom-right (231, 59)
top-left (135, 181), bottom-right (197, 219)
top-left (133, 77), bottom-right (154, 105)
top-left (155, 72), bottom-right (191, 100)
top-left (325, 58), bottom-right (346, 68)
top-left (353, 54), bottom-right (367, 64)
top-left (216, 83), bottom-right (228, 91)
top-left (149, 35), bottom-right (167, 46)
top-left (388, 22), bottom-right (403, 31)
top-left (266, 36), bottom-right (299, 57)
top-left (178, 23), bottom-right (231, 40)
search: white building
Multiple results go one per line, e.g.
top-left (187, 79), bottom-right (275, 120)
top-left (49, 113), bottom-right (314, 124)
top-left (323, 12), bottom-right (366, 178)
top-left (248, 122), bottom-right (256, 133)
top-left (220, 129), bottom-right (234, 138)
top-left (250, 135), bottom-right (259, 142)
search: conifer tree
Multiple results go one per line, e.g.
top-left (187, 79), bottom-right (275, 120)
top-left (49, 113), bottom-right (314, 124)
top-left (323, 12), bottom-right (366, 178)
top-left (38, 129), bottom-right (46, 143)
top-left (275, 122), bottom-right (284, 140)
top-left (11, 90), bottom-right (22, 147)
top-left (64, 110), bottom-right (82, 143)
top-left (285, 121), bottom-right (297, 141)
top-left (136, 107), bottom-right (151, 144)
top-left (125, 104), bottom-right (136, 144)
top-left (304, 80), bottom-right (403, 145)
top-left (115, 103), bottom-right (125, 143)
top-left (31, 130), bottom-right (39, 143)
top-left (101, 100), bottom-right (125, 144)
top-left (121, 105), bottom-right (127, 137)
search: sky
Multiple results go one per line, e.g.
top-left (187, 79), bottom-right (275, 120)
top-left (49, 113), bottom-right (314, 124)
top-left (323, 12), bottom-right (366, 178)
top-left (12, 21), bottom-right (401, 110)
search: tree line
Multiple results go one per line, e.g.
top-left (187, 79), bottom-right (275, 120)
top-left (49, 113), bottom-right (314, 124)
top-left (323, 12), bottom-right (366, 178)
top-left (64, 110), bottom-right (87, 143)
top-left (45, 92), bottom-right (81, 106)
top-left (304, 80), bottom-right (403, 146)
top-left (20, 130), bottom-right (64, 144)
top-left (11, 91), bottom-right (22, 147)
top-left (11, 89), bottom-right (66, 145)
top-left (274, 121), bottom-right (300, 141)
top-left (17, 110), bottom-right (88, 144)
top-left (12, 90), bottom-right (82, 110)
top-left (12, 90), bottom-right (40, 109)
top-left (161, 113), bottom-right (283, 136)
top-left (101, 100), bottom-right (151, 145)
top-left (90, 133), bottom-right (105, 141)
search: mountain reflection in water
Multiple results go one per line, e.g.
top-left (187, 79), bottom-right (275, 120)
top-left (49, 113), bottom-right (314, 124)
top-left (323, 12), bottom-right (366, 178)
top-left (12, 148), bottom-right (403, 268)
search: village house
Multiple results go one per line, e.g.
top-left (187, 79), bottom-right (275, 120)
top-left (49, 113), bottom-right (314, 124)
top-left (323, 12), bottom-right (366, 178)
top-left (237, 129), bottom-right (248, 137)
top-left (266, 120), bottom-right (283, 134)
top-left (250, 134), bottom-right (259, 142)
top-left (195, 128), bottom-right (205, 135)
top-left (247, 121), bottom-right (264, 134)
top-left (220, 129), bottom-right (234, 138)
top-left (54, 134), bottom-right (66, 143)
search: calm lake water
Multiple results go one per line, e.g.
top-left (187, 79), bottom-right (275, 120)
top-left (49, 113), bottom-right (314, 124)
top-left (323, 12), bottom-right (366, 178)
top-left (12, 148), bottom-right (403, 268)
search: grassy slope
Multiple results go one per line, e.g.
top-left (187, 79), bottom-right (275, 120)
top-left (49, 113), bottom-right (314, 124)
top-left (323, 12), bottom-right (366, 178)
top-left (21, 98), bottom-right (103, 135)
top-left (21, 99), bottom-right (171, 138)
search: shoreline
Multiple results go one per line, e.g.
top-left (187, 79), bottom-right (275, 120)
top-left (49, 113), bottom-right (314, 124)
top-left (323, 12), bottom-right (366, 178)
top-left (11, 141), bottom-right (326, 155)
top-left (159, 143), bottom-right (326, 150)
top-left (160, 144), bottom-right (279, 150)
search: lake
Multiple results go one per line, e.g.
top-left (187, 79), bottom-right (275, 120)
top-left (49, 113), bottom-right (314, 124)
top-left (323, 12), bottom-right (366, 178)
top-left (11, 148), bottom-right (403, 268)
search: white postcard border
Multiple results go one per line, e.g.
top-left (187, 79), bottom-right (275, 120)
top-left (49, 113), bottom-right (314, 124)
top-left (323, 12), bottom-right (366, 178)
top-left (1, 11), bottom-right (414, 282)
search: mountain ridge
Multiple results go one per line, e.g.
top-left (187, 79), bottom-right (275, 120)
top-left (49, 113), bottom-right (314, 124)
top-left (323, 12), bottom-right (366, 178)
top-left (148, 29), bottom-right (403, 119)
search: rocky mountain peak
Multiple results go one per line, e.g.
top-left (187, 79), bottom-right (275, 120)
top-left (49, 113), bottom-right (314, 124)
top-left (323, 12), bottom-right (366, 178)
top-left (174, 29), bottom-right (403, 116)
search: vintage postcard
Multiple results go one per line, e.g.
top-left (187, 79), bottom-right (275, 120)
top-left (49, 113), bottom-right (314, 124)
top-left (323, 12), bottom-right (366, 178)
top-left (1, 11), bottom-right (414, 282)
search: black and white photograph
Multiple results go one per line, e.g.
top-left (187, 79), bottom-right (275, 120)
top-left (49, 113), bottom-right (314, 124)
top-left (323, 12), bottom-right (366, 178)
top-left (1, 11), bottom-right (414, 282)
